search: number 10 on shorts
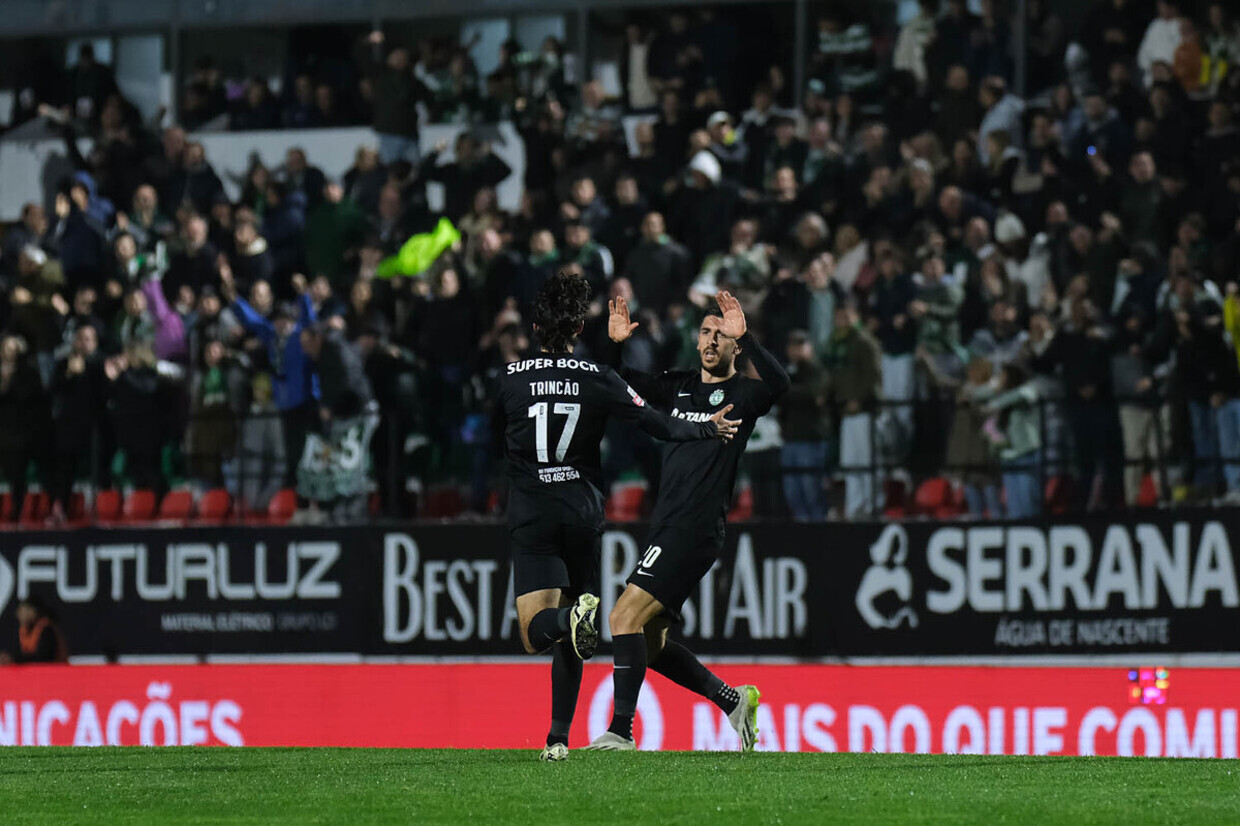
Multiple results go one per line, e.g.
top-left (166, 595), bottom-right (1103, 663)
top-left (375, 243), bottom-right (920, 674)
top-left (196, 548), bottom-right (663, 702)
top-left (639, 545), bottom-right (662, 570)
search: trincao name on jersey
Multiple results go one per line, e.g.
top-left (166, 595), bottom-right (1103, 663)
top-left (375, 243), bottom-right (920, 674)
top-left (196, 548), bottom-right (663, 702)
top-left (496, 355), bottom-right (718, 521)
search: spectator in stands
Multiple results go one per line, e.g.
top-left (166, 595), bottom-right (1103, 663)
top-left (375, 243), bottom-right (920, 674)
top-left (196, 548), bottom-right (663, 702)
top-left (282, 147), bottom-right (327, 211)
top-left (283, 74), bottom-right (320, 129)
top-left (869, 249), bottom-right (918, 433)
top-left (166, 215), bottom-right (218, 302)
top-left (0, 598), bottom-right (68, 664)
top-left (231, 77), bottom-right (281, 131)
top-left (67, 43), bottom-right (117, 126)
top-left (186, 339), bottom-right (239, 488)
top-left (422, 134), bottom-right (513, 223)
top-left (976, 77), bottom-right (1023, 165)
top-left (306, 183), bottom-right (369, 290)
top-left (170, 142), bottom-right (225, 216)
top-left (1172, 303), bottom-right (1240, 502)
top-left (227, 216), bottom-right (275, 295)
top-left (1138, 1), bottom-right (1184, 88)
top-left (945, 357), bottom-right (1002, 518)
top-left (2, 204), bottom-right (50, 276)
top-left (984, 362), bottom-right (1043, 518)
top-left (1032, 296), bottom-right (1124, 510)
top-left (622, 212), bottom-right (690, 317)
top-left (344, 146), bottom-right (387, 216)
top-left (260, 181), bottom-right (307, 284)
top-left (105, 342), bottom-right (167, 495)
top-left (0, 335), bottom-right (50, 523)
top-left (359, 31), bottom-right (433, 164)
top-left (780, 329), bottom-right (831, 521)
top-left (230, 372), bottom-right (286, 512)
top-left (823, 299), bottom-right (881, 519)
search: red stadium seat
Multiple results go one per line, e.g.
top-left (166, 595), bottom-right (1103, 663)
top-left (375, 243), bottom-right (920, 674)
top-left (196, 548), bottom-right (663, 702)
top-left (158, 490), bottom-right (195, 521)
top-left (605, 485), bottom-right (646, 522)
top-left (198, 488), bottom-right (232, 523)
top-left (67, 492), bottom-right (87, 524)
top-left (728, 486), bottom-right (754, 522)
top-left (267, 489), bottom-right (297, 524)
top-left (914, 478), bottom-right (951, 513)
top-left (1137, 474), bottom-right (1159, 508)
top-left (1044, 476), bottom-right (1072, 515)
top-left (422, 487), bottom-right (464, 519)
top-left (95, 490), bottom-right (122, 523)
top-left (18, 492), bottom-right (50, 527)
top-left (123, 490), bottom-right (158, 523)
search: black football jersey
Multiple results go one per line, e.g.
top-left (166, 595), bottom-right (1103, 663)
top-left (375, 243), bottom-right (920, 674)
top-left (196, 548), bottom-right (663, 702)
top-left (618, 332), bottom-right (789, 528)
top-left (496, 354), bottom-right (717, 522)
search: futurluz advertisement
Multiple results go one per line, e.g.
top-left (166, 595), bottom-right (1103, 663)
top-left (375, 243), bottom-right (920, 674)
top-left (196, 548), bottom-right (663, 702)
top-left (1, 664), bottom-right (1237, 758)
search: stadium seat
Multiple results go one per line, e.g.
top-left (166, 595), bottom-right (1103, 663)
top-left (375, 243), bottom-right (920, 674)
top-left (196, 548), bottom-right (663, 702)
top-left (267, 489), bottom-right (297, 524)
top-left (95, 490), bottom-right (122, 523)
top-left (914, 478), bottom-right (951, 514)
top-left (18, 492), bottom-right (50, 527)
top-left (883, 478), bottom-right (908, 517)
top-left (728, 486), bottom-right (754, 522)
top-left (1137, 474), bottom-right (1159, 508)
top-left (67, 492), bottom-right (87, 524)
top-left (0, 492), bottom-right (12, 522)
top-left (158, 490), bottom-right (195, 521)
top-left (1044, 476), bottom-right (1073, 515)
top-left (422, 487), bottom-right (464, 519)
top-left (198, 488), bottom-right (232, 523)
top-left (123, 490), bottom-right (158, 523)
top-left (605, 485), bottom-right (646, 522)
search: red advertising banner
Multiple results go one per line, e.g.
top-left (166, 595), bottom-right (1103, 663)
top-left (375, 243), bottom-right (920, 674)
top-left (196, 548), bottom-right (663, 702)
top-left (1, 664), bottom-right (1237, 758)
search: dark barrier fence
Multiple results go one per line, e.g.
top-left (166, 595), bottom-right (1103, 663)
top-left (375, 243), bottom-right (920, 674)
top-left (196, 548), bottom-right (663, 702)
top-left (1, 509), bottom-right (1235, 660)
top-left (3, 386), bottom-right (1230, 525)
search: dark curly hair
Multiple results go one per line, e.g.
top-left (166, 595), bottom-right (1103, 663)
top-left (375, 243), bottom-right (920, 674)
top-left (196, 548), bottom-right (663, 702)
top-left (533, 271), bottom-right (591, 353)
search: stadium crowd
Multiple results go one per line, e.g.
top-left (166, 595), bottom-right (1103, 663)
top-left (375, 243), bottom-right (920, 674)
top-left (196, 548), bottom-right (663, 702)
top-left (1, 0), bottom-right (1240, 524)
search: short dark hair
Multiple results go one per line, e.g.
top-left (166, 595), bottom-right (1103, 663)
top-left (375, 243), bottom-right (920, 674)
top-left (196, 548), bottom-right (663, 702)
top-left (533, 271), bottom-right (591, 353)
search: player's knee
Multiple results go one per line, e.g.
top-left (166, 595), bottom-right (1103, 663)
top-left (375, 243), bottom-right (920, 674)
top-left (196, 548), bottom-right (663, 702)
top-left (609, 604), bottom-right (640, 636)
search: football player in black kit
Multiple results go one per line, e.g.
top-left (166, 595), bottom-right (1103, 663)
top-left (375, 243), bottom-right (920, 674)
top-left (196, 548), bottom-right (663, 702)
top-left (494, 272), bottom-right (740, 761)
top-left (585, 290), bottom-right (790, 752)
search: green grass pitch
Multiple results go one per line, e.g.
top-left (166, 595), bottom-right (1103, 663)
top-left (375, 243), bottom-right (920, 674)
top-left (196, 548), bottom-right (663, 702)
top-left (1, 748), bottom-right (1237, 824)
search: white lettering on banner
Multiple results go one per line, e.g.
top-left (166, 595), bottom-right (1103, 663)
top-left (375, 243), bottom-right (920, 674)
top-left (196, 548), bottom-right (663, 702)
top-left (7, 543), bottom-right (342, 606)
top-left (1165, 710), bottom-right (1215, 758)
top-left (380, 533), bottom-right (507, 644)
top-left (682, 703), bottom-right (1240, 758)
top-left (0, 683), bottom-right (243, 746)
top-left (721, 536), bottom-right (808, 640)
top-left (944, 706), bottom-right (985, 754)
top-left (911, 522), bottom-right (1239, 620)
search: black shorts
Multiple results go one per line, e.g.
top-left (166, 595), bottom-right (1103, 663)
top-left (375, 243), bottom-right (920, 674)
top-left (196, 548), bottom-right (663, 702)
top-left (626, 522), bottom-right (725, 618)
top-left (509, 499), bottom-right (602, 599)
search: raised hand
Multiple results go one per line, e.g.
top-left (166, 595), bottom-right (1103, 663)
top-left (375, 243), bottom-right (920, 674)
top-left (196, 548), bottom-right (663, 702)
top-left (608, 296), bottom-right (639, 343)
top-left (716, 290), bottom-right (747, 339)
top-left (709, 403), bottom-right (741, 442)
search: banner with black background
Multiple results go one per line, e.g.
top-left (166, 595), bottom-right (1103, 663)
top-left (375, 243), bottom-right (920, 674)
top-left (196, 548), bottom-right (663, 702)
top-left (0, 511), bottom-right (1235, 658)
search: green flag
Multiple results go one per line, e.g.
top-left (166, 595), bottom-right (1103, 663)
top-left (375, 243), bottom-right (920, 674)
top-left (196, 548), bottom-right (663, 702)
top-left (376, 217), bottom-right (461, 279)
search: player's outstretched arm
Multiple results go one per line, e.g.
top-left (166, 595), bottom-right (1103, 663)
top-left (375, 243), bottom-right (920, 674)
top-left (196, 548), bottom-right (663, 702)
top-left (602, 369), bottom-right (737, 442)
top-left (606, 296), bottom-right (676, 405)
top-left (717, 290), bottom-right (790, 397)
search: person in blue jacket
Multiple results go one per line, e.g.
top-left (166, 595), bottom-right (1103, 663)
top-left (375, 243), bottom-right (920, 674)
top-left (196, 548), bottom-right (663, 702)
top-left (221, 266), bottom-right (319, 489)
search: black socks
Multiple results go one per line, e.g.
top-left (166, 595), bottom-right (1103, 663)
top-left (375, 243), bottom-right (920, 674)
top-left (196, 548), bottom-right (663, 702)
top-left (651, 639), bottom-right (739, 714)
top-left (711, 683), bottom-right (741, 715)
top-left (527, 606), bottom-right (570, 653)
top-left (607, 633), bottom-right (647, 741)
top-left (546, 640), bottom-right (582, 748)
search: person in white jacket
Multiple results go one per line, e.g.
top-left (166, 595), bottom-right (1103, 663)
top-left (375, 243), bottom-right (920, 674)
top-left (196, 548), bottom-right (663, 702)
top-left (1137, 1), bottom-right (1183, 87)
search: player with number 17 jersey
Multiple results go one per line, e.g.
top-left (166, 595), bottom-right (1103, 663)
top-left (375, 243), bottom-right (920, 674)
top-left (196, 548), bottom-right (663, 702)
top-left (491, 272), bottom-right (737, 762)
